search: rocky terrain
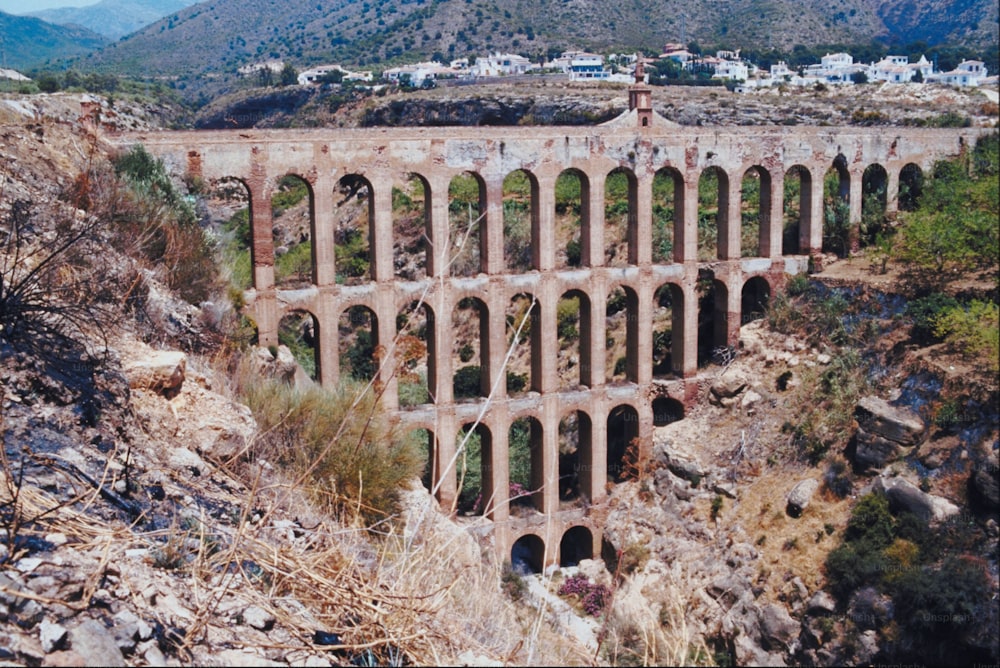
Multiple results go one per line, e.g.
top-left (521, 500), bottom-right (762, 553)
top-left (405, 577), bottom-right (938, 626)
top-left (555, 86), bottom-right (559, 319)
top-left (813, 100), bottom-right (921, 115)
top-left (2, 88), bottom-right (998, 667)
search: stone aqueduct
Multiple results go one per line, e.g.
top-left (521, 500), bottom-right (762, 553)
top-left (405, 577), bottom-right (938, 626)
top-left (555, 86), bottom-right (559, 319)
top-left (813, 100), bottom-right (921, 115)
top-left (120, 93), bottom-right (986, 570)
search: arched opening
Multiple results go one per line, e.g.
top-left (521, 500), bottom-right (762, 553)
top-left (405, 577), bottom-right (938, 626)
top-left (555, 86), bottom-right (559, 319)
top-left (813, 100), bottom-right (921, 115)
top-left (448, 172), bottom-right (485, 277)
top-left (509, 416), bottom-right (543, 513)
top-left (898, 163), bottom-right (923, 212)
top-left (605, 285), bottom-right (639, 384)
top-left (456, 422), bottom-right (492, 517)
top-left (697, 275), bottom-right (729, 367)
top-left (392, 173), bottom-right (430, 281)
top-left (511, 534), bottom-right (545, 574)
top-left (741, 166), bottom-right (770, 258)
top-left (652, 283), bottom-right (683, 378)
top-left (741, 276), bottom-right (771, 325)
top-left (604, 167), bottom-right (637, 267)
top-left (503, 169), bottom-right (538, 273)
top-left (559, 410), bottom-right (592, 505)
top-left (698, 166), bottom-right (727, 260)
top-left (823, 155), bottom-right (851, 257)
top-left (506, 293), bottom-right (537, 396)
top-left (452, 297), bottom-right (488, 400)
top-left (559, 526), bottom-right (594, 567)
top-left (607, 404), bottom-right (639, 483)
top-left (652, 397), bottom-right (684, 426)
top-left (554, 169), bottom-right (588, 269)
top-left (334, 174), bottom-right (373, 285)
top-left (338, 305), bottom-right (378, 383)
top-left (278, 310), bottom-right (319, 381)
top-left (557, 291), bottom-right (591, 390)
top-left (782, 165), bottom-right (810, 255)
top-left (211, 177), bottom-right (255, 291)
top-left (272, 174), bottom-right (315, 289)
top-left (395, 301), bottom-right (433, 407)
top-left (405, 428), bottom-right (437, 497)
top-left (652, 167), bottom-right (682, 264)
top-left (861, 163), bottom-right (889, 247)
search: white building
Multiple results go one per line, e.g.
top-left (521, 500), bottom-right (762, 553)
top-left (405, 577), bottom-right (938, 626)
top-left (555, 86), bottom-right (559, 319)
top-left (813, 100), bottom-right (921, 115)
top-left (383, 61), bottom-right (451, 85)
top-left (871, 55), bottom-right (933, 83)
top-left (933, 60), bottom-right (990, 87)
top-left (473, 53), bottom-right (535, 77)
top-left (297, 65), bottom-right (373, 86)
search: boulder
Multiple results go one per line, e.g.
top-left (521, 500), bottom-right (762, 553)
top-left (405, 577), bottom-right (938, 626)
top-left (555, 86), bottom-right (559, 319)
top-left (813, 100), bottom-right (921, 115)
top-left (806, 591), bottom-right (837, 615)
top-left (124, 351), bottom-right (186, 397)
top-left (710, 373), bottom-right (748, 401)
top-left (874, 474), bottom-right (960, 523)
top-left (760, 603), bottom-right (800, 653)
top-left (652, 440), bottom-right (706, 485)
top-left (854, 396), bottom-right (926, 446)
top-left (786, 479), bottom-right (819, 517)
top-left (971, 464), bottom-right (1000, 510)
top-left (852, 427), bottom-right (909, 470)
top-left (68, 620), bottom-right (125, 667)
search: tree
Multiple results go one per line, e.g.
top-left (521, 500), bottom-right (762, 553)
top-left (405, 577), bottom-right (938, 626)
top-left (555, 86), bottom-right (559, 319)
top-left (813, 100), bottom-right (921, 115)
top-left (851, 70), bottom-right (868, 84)
top-left (279, 62), bottom-right (299, 86)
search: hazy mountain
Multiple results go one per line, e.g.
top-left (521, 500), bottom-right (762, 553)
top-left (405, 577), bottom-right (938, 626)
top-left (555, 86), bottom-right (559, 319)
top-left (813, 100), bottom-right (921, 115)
top-left (69, 0), bottom-right (996, 89)
top-left (0, 10), bottom-right (108, 70)
top-left (30, 0), bottom-right (199, 40)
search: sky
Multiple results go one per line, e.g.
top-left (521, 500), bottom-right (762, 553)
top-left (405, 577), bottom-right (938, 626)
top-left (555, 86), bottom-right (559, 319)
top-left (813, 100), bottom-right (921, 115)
top-left (0, 0), bottom-right (102, 13)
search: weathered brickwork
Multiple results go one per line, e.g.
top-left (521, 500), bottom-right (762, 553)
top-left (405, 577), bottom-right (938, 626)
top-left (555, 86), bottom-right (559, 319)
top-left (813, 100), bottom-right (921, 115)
top-left (120, 112), bottom-right (986, 568)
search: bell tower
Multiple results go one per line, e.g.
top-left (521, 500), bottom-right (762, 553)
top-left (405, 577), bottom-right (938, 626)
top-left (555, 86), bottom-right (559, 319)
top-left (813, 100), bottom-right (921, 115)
top-left (629, 59), bottom-right (653, 127)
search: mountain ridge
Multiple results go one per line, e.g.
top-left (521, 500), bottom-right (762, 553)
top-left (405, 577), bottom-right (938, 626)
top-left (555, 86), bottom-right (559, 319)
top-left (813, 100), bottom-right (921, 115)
top-left (29, 0), bottom-right (198, 40)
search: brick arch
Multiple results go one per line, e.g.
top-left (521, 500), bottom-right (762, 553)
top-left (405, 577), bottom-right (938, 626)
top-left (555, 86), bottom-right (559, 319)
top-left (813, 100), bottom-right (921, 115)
top-left (393, 171), bottom-right (432, 281)
top-left (558, 408), bottom-right (594, 504)
top-left (511, 533), bottom-right (547, 574)
top-left (447, 170), bottom-right (487, 277)
top-left (782, 164), bottom-right (815, 256)
top-left (554, 167), bottom-right (591, 269)
top-left (651, 165), bottom-right (685, 264)
top-left (652, 281), bottom-right (685, 379)
top-left (559, 525), bottom-right (594, 566)
top-left (604, 166), bottom-right (639, 266)
top-left (739, 164), bottom-right (773, 259)
top-left (607, 402), bottom-right (640, 483)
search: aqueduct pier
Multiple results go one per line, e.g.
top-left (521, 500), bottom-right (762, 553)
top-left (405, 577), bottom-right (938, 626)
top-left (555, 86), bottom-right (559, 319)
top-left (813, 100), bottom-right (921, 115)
top-left (118, 104), bottom-right (988, 571)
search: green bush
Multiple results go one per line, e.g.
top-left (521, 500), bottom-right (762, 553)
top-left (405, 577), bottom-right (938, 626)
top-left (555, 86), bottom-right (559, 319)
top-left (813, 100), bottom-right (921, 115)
top-left (453, 365), bottom-right (482, 398)
top-left (905, 292), bottom-right (960, 343)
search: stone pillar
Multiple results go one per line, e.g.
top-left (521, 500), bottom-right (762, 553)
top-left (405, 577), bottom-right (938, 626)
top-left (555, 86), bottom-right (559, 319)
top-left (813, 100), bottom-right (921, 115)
top-left (585, 282), bottom-right (605, 388)
top-left (537, 282), bottom-right (558, 394)
top-left (485, 282), bottom-right (507, 400)
top-left (541, 400), bottom-right (560, 514)
top-left (535, 176), bottom-right (554, 271)
top-left (762, 169), bottom-right (783, 259)
top-left (678, 278), bottom-right (698, 378)
top-left (483, 179), bottom-right (504, 275)
top-left (317, 296), bottom-right (339, 390)
top-left (488, 411), bottom-right (509, 523)
top-left (885, 168), bottom-right (900, 219)
top-left (719, 170), bottom-right (741, 260)
top-left (804, 167), bottom-right (824, 255)
top-left (848, 168), bottom-right (863, 254)
top-left (634, 173), bottom-right (653, 265)
top-left (427, 175), bottom-right (451, 278)
top-left (635, 282), bottom-right (653, 386)
top-left (248, 178), bottom-right (277, 348)
top-left (377, 293), bottom-right (399, 411)
top-left (433, 410), bottom-right (457, 511)
top-left (312, 174), bottom-right (337, 287)
top-left (589, 401), bottom-right (608, 504)
top-left (678, 180), bottom-right (699, 263)
top-left (371, 175), bottom-right (393, 282)
top-left (586, 171), bottom-right (605, 267)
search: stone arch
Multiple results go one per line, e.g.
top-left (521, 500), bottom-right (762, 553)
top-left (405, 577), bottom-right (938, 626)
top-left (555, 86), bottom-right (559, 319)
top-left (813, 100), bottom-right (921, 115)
top-left (823, 154), bottom-right (851, 257)
top-left (210, 176), bottom-right (257, 287)
top-left (651, 397), bottom-right (684, 426)
top-left (741, 276), bottom-right (771, 325)
top-left (272, 174), bottom-right (315, 289)
top-left (697, 274), bottom-right (729, 367)
top-left (741, 165), bottom-right (771, 258)
top-left (556, 290), bottom-right (592, 391)
top-left (506, 292), bottom-right (538, 395)
top-left (605, 284), bottom-right (639, 384)
top-left (861, 163), bottom-right (889, 247)
top-left (334, 173), bottom-right (373, 285)
top-left (607, 403), bottom-right (639, 483)
top-left (559, 526), bottom-right (594, 567)
top-left (452, 295), bottom-right (489, 399)
top-left (559, 409), bottom-right (593, 505)
top-left (782, 165), bottom-right (811, 255)
top-left (392, 172), bottom-right (430, 281)
top-left (503, 168), bottom-right (539, 273)
top-left (604, 167), bottom-right (638, 267)
top-left (652, 167), bottom-right (683, 264)
top-left (456, 422), bottom-right (493, 517)
top-left (395, 300), bottom-right (434, 407)
top-left (554, 168), bottom-right (589, 269)
top-left (898, 163), bottom-right (923, 212)
top-left (509, 415), bottom-right (543, 513)
top-left (698, 166), bottom-right (729, 261)
top-left (448, 171), bottom-right (485, 277)
top-left (652, 282), bottom-right (683, 379)
top-left (405, 427), bottom-right (438, 498)
top-left (511, 533), bottom-right (546, 574)
top-left (278, 309), bottom-right (320, 381)
top-left (338, 304), bottom-right (378, 383)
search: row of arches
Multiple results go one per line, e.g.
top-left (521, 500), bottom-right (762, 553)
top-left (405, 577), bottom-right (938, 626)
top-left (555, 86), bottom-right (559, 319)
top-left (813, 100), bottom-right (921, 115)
top-left (511, 526), bottom-right (598, 574)
top-left (404, 397), bottom-right (684, 518)
top-left (216, 158), bottom-right (924, 289)
top-left (276, 275), bottom-right (771, 397)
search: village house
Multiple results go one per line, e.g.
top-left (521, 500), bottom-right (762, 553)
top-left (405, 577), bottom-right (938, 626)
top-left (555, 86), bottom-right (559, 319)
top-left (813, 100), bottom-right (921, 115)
top-left (382, 61), bottom-right (452, 86)
top-left (932, 60), bottom-right (991, 87)
top-left (472, 52), bottom-right (535, 77)
top-left (296, 64), bottom-right (373, 86)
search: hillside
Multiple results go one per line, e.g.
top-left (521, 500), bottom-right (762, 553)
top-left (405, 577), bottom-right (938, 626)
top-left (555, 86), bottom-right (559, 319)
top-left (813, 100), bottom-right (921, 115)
top-left (0, 11), bottom-right (107, 71)
top-left (30, 0), bottom-right (198, 40)
top-left (70, 0), bottom-right (997, 93)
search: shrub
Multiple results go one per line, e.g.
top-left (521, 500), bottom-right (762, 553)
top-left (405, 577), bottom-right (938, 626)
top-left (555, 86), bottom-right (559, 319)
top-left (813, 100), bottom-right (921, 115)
top-left (905, 292), bottom-right (960, 344)
top-left (453, 365), bottom-right (482, 398)
top-left (240, 377), bottom-right (420, 523)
